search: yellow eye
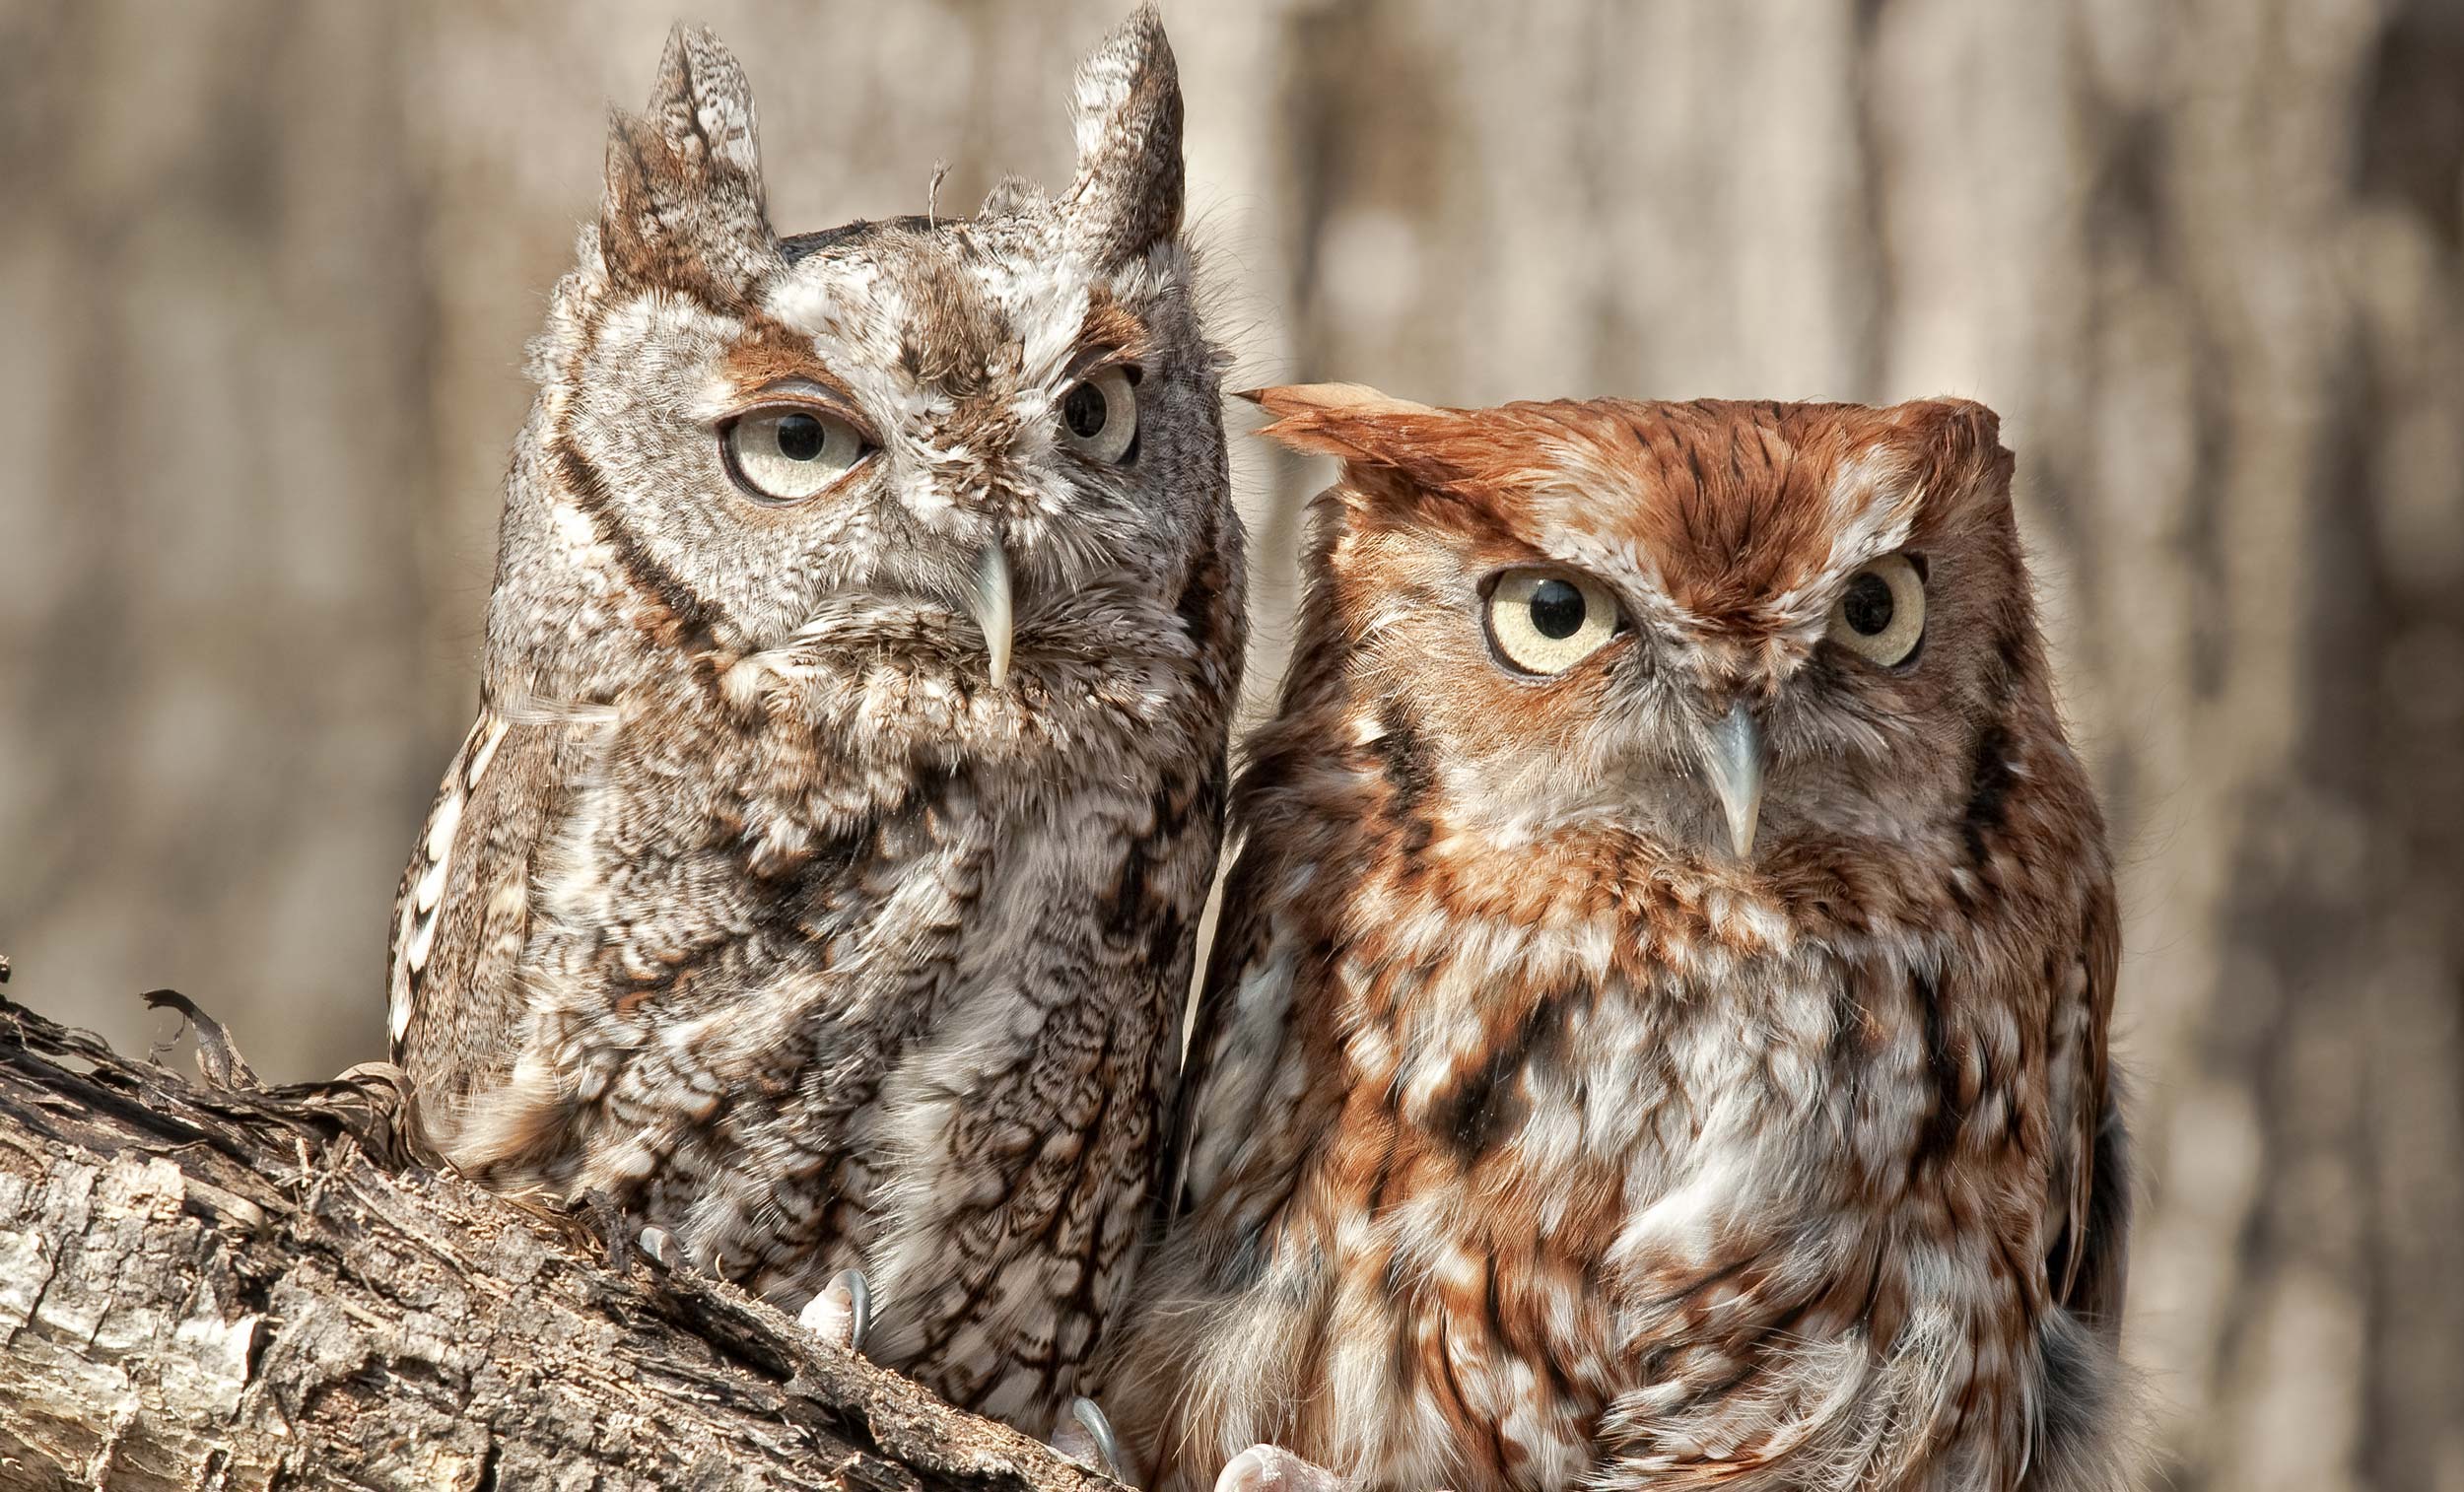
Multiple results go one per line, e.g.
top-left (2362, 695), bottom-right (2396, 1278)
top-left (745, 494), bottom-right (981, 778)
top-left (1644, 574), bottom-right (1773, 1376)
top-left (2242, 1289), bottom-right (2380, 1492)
top-left (724, 407), bottom-right (868, 502)
top-left (1058, 366), bottom-right (1139, 464)
top-left (1826, 552), bottom-right (1927, 665)
top-left (1484, 569), bottom-right (1623, 676)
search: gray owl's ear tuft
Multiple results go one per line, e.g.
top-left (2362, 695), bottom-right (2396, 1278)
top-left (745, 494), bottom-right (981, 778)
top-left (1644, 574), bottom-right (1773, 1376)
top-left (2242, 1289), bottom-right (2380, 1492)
top-left (1062, 4), bottom-right (1185, 268)
top-left (980, 174), bottom-right (1045, 220)
top-left (599, 25), bottom-right (777, 296)
top-left (646, 24), bottom-right (762, 179)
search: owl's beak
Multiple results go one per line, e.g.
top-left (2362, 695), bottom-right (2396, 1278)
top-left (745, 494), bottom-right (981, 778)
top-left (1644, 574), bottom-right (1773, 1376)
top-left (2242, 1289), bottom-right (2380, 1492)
top-left (1702, 701), bottom-right (1764, 859)
top-left (970, 540), bottom-right (1013, 689)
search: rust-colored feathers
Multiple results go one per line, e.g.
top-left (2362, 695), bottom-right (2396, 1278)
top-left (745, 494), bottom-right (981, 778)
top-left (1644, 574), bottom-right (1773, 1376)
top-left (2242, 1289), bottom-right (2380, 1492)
top-left (1105, 385), bottom-right (2131, 1492)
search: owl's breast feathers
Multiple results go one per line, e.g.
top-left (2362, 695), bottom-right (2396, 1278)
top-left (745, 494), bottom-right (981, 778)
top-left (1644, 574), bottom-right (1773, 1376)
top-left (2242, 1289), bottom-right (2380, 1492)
top-left (1113, 711), bottom-right (2121, 1492)
top-left (386, 561), bottom-right (1239, 1423)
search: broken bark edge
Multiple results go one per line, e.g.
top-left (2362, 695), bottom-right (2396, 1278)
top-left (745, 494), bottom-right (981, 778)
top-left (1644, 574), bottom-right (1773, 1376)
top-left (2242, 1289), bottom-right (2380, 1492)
top-left (0, 991), bottom-right (1120, 1492)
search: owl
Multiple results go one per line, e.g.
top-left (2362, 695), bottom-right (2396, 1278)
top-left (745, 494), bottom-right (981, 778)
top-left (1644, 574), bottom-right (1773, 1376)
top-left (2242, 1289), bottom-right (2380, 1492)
top-left (384, 8), bottom-right (1244, 1435)
top-left (1101, 386), bottom-right (2131, 1492)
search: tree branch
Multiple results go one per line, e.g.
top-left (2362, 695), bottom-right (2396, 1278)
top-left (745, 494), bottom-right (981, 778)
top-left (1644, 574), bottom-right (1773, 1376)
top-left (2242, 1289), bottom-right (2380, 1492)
top-left (0, 991), bottom-right (1115, 1492)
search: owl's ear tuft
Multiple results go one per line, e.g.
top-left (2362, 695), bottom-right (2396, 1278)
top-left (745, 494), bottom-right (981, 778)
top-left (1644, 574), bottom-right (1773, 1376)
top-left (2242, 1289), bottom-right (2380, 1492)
top-left (646, 25), bottom-right (762, 181)
top-left (1246, 383), bottom-right (1446, 465)
top-left (1250, 385), bottom-right (1592, 519)
top-left (1062, 5), bottom-right (1185, 268)
top-left (599, 25), bottom-right (777, 295)
top-left (980, 174), bottom-right (1045, 220)
top-left (1891, 397), bottom-right (2015, 505)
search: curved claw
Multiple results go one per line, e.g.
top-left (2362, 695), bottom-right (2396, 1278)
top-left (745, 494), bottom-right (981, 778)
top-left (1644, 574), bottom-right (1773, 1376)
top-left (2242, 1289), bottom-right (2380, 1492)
top-left (1052, 1395), bottom-right (1126, 1481)
top-left (797, 1266), bottom-right (872, 1353)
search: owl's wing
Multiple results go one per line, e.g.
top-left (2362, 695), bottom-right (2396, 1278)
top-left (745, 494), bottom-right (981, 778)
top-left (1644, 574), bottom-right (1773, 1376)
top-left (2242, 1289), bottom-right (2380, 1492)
top-left (2046, 878), bottom-right (2128, 1333)
top-left (1157, 842), bottom-right (1280, 1223)
top-left (386, 709), bottom-right (574, 1123)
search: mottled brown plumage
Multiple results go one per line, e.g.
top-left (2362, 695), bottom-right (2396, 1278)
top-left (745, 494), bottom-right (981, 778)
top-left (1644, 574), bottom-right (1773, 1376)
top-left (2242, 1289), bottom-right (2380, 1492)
top-left (1103, 387), bottom-right (2131, 1490)
top-left (386, 9), bottom-right (1243, 1434)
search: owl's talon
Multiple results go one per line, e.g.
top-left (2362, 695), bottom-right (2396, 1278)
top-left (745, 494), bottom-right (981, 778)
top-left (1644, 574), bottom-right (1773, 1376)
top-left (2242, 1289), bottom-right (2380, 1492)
top-left (1050, 1395), bottom-right (1127, 1480)
top-left (577, 1187), bottom-right (633, 1271)
top-left (798, 1266), bottom-right (871, 1352)
top-left (1215, 1445), bottom-right (1343, 1492)
top-left (637, 1224), bottom-right (682, 1271)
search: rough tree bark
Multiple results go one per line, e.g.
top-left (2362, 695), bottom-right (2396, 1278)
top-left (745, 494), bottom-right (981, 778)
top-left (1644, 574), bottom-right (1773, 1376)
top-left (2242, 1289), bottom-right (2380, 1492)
top-left (0, 989), bottom-right (1114, 1492)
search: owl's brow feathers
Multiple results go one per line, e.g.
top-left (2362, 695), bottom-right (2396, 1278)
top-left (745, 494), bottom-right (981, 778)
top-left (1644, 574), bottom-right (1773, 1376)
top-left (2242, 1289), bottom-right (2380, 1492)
top-left (715, 274), bottom-right (1158, 407)
top-left (1248, 387), bottom-right (2010, 627)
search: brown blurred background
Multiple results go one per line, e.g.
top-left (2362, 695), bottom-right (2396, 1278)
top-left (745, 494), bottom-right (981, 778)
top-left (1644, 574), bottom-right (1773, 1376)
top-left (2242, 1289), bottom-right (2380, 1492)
top-left (2, 2), bottom-right (2459, 1487)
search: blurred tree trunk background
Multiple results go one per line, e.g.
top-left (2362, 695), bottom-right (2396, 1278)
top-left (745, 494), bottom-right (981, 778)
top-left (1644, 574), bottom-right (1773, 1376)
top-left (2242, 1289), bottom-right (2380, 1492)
top-left (1, 2), bottom-right (2457, 1488)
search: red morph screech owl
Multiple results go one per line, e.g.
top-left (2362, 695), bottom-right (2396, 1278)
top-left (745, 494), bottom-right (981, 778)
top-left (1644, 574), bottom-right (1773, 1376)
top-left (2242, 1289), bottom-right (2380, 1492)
top-left (1103, 385), bottom-right (2132, 1492)
top-left (385, 7), bottom-right (1243, 1438)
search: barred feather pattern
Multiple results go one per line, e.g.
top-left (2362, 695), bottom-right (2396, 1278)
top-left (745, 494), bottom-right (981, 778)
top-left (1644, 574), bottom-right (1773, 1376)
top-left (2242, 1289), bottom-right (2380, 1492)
top-left (1101, 390), bottom-right (2133, 1490)
top-left (385, 7), bottom-right (1245, 1429)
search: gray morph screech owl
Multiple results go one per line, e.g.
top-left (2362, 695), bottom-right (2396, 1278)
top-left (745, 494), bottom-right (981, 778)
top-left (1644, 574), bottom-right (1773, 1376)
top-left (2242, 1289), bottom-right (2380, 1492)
top-left (385, 8), bottom-right (1244, 1428)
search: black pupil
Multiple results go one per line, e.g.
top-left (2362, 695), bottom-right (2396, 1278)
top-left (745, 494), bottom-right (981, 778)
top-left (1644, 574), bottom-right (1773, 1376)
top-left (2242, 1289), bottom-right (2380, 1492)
top-left (1528, 578), bottom-right (1586, 640)
top-left (1843, 572), bottom-right (1895, 636)
top-left (775, 413), bottom-right (826, 461)
top-left (1063, 381), bottom-right (1108, 439)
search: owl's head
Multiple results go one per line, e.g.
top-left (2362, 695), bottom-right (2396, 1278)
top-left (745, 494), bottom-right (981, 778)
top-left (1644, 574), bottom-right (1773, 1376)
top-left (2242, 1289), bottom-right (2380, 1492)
top-left (1250, 384), bottom-right (2044, 868)
top-left (501, 9), bottom-right (1230, 729)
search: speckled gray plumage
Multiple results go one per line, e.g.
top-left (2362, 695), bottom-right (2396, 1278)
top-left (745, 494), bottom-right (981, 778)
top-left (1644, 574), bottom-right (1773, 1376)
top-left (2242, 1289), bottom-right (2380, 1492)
top-left (387, 7), bottom-right (1242, 1429)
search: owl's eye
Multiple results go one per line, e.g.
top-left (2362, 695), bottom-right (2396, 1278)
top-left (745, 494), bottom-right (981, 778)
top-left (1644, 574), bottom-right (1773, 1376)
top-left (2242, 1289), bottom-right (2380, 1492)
top-left (1484, 569), bottom-right (1624, 676)
top-left (1826, 552), bottom-right (1927, 666)
top-left (1058, 367), bottom-right (1139, 464)
top-left (723, 407), bottom-right (869, 503)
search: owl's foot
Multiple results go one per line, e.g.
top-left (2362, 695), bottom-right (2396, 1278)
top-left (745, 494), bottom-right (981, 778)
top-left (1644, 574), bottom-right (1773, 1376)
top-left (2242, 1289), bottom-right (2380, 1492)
top-left (797, 1266), bottom-right (872, 1352)
top-left (1049, 1395), bottom-right (1127, 1480)
top-left (636, 1224), bottom-right (684, 1271)
top-left (578, 1187), bottom-right (638, 1271)
top-left (1215, 1445), bottom-right (1343, 1492)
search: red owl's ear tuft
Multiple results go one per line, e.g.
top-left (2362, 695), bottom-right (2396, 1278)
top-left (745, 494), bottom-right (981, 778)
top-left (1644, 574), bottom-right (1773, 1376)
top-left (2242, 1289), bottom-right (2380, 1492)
top-left (1889, 397), bottom-right (2015, 501)
top-left (1243, 383), bottom-right (1444, 465)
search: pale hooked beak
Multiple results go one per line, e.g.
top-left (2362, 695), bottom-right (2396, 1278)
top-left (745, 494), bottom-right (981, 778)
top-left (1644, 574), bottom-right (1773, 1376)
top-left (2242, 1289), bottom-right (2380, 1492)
top-left (969, 540), bottom-right (1013, 689)
top-left (1702, 700), bottom-right (1764, 859)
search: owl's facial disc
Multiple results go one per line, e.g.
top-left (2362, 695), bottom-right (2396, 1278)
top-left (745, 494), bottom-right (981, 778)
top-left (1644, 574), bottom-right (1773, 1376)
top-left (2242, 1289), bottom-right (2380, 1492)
top-left (546, 5), bottom-right (1207, 716)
